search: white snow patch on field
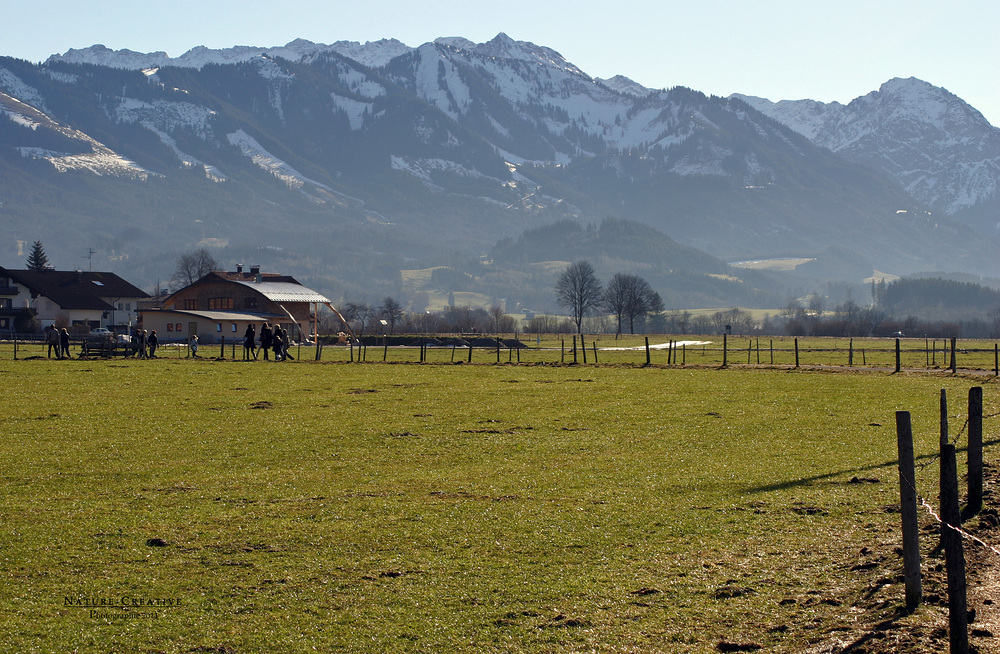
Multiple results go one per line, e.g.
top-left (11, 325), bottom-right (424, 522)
top-left (601, 340), bottom-right (711, 351)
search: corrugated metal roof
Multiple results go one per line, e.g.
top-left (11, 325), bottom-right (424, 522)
top-left (234, 281), bottom-right (330, 303)
top-left (146, 309), bottom-right (287, 322)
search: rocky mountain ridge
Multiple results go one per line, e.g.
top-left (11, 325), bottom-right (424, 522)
top-left (733, 77), bottom-right (1000, 226)
top-left (1, 34), bottom-right (998, 307)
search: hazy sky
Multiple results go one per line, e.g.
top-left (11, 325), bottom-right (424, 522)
top-left (3, 0), bottom-right (997, 125)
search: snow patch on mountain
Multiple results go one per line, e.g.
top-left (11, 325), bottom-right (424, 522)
top-left (2, 90), bottom-right (151, 178)
top-left (598, 75), bottom-right (656, 97)
top-left (114, 97), bottom-right (216, 138)
top-left (0, 67), bottom-right (49, 113)
top-left (41, 69), bottom-right (79, 84)
top-left (331, 94), bottom-right (373, 130)
top-left (327, 39), bottom-right (412, 68)
top-left (336, 68), bottom-right (385, 99)
top-left (228, 129), bottom-right (320, 189)
top-left (17, 143), bottom-right (150, 179)
top-left (143, 125), bottom-right (226, 181)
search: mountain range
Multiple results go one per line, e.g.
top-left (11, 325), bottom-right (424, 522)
top-left (1, 34), bottom-right (998, 311)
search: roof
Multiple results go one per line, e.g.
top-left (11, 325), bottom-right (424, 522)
top-left (1, 267), bottom-right (150, 310)
top-left (233, 280), bottom-right (330, 303)
top-left (143, 308), bottom-right (288, 322)
top-left (163, 270), bottom-right (330, 306)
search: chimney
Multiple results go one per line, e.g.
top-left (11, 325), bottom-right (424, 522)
top-left (250, 265), bottom-right (260, 275)
top-left (236, 264), bottom-right (243, 274)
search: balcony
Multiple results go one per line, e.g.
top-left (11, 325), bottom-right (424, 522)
top-left (0, 286), bottom-right (20, 296)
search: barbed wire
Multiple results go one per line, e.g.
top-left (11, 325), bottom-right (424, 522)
top-left (918, 496), bottom-right (1000, 556)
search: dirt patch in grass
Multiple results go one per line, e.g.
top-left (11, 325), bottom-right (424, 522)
top-left (802, 462), bottom-right (1000, 653)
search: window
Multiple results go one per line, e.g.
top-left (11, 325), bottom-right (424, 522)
top-left (184, 299), bottom-right (198, 310)
top-left (209, 297), bottom-right (234, 310)
top-left (175, 323), bottom-right (182, 331)
top-left (231, 323), bottom-right (237, 332)
top-left (0, 318), bottom-right (8, 329)
top-left (167, 323), bottom-right (173, 332)
top-left (216, 323), bottom-right (222, 332)
top-left (245, 297), bottom-right (258, 309)
top-left (0, 298), bottom-right (10, 309)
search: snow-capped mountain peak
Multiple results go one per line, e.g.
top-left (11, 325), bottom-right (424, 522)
top-left (597, 75), bottom-right (657, 97)
top-left (733, 77), bottom-right (1000, 215)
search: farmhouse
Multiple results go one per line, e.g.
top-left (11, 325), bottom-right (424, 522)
top-left (141, 265), bottom-right (333, 343)
top-left (0, 265), bottom-right (149, 334)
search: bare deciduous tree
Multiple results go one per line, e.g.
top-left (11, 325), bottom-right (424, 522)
top-left (380, 297), bottom-right (404, 334)
top-left (172, 248), bottom-right (220, 289)
top-left (602, 273), bottom-right (656, 335)
top-left (555, 260), bottom-right (603, 334)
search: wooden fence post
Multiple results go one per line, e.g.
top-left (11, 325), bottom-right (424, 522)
top-left (941, 442), bottom-right (969, 654)
top-left (950, 337), bottom-right (957, 373)
top-left (220, 336), bottom-right (225, 359)
top-left (895, 411), bottom-right (922, 612)
top-left (994, 343), bottom-right (998, 376)
top-left (592, 342), bottom-right (597, 364)
top-left (849, 338), bottom-right (853, 366)
top-left (561, 339), bottom-right (565, 364)
top-left (572, 335), bottom-right (578, 364)
top-left (468, 342), bottom-right (473, 363)
top-left (722, 333), bottom-right (728, 367)
top-left (968, 387), bottom-right (983, 515)
top-left (581, 335), bottom-right (587, 364)
top-left (895, 338), bottom-right (901, 373)
top-left (645, 337), bottom-right (650, 366)
top-left (794, 338), bottom-right (800, 368)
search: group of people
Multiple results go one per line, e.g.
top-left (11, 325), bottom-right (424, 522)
top-left (44, 324), bottom-right (70, 359)
top-left (42, 322), bottom-right (293, 361)
top-left (129, 328), bottom-right (159, 358)
top-left (242, 322), bottom-right (295, 361)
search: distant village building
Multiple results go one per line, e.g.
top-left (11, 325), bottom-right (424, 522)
top-left (0, 266), bottom-right (149, 333)
top-left (140, 265), bottom-right (334, 343)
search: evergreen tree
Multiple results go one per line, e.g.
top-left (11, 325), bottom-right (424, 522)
top-left (26, 241), bottom-right (49, 271)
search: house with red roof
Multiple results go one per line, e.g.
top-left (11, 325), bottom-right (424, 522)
top-left (139, 264), bottom-right (343, 343)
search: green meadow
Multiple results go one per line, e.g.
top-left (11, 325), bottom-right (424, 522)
top-left (0, 349), bottom-right (996, 652)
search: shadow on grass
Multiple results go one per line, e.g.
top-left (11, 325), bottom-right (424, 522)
top-left (744, 438), bottom-right (1000, 494)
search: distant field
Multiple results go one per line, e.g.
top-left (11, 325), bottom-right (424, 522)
top-left (728, 257), bottom-right (816, 271)
top-left (1, 352), bottom-right (995, 652)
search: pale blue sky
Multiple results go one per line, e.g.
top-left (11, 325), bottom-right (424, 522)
top-left (3, 0), bottom-right (997, 125)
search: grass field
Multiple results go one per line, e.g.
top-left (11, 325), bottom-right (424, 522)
top-left (1, 347), bottom-right (997, 652)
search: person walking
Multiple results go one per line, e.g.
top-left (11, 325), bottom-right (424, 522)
top-left (147, 330), bottom-right (159, 358)
top-left (137, 329), bottom-right (147, 359)
top-left (59, 328), bottom-right (70, 359)
top-left (272, 326), bottom-right (284, 361)
top-left (243, 324), bottom-right (257, 360)
top-left (282, 327), bottom-right (294, 361)
top-left (189, 333), bottom-right (200, 358)
top-left (259, 323), bottom-right (272, 361)
top-left (45, 325), bottom-right (59, 358)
